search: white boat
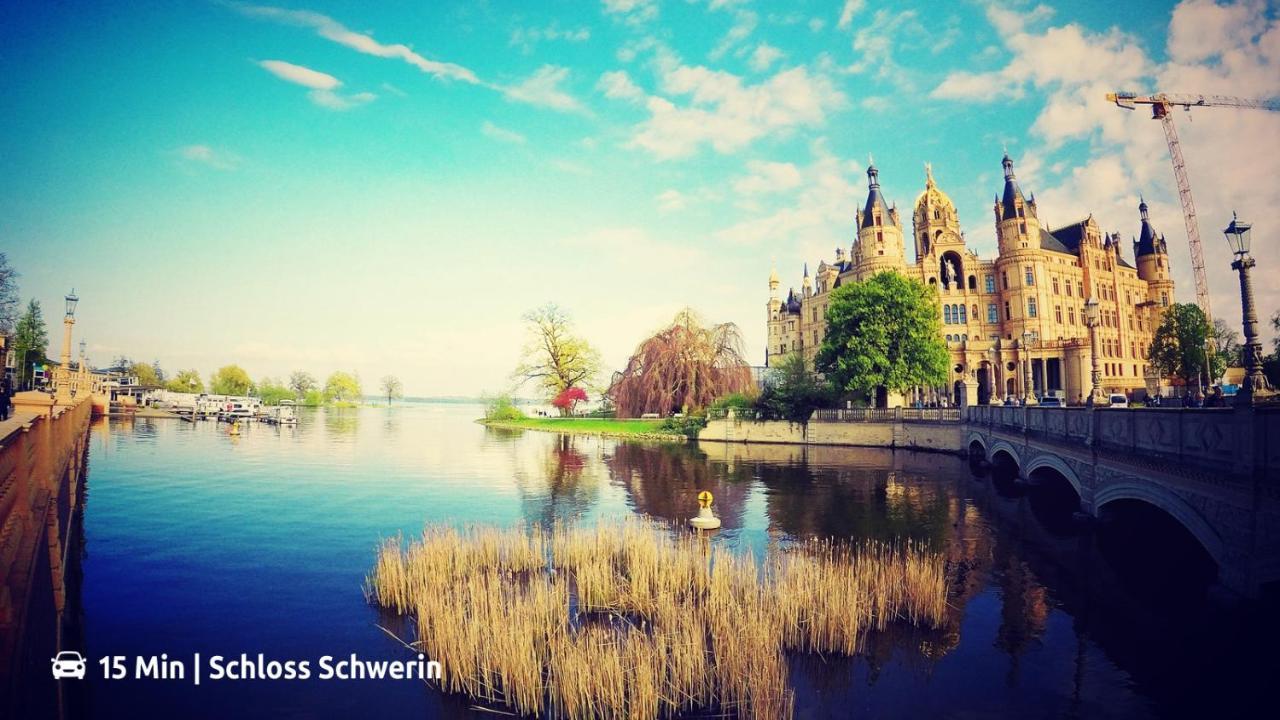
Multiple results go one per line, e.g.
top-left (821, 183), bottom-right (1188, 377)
top-left (271, 401), bottom-right (298, 426)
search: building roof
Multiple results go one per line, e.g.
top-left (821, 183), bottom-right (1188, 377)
top-left (1039, 227), bottom-right (1075, 254)
top-left (1000, 154), bottom-right (1028, 221)
top-left (1134, 198), bottom-right (1167, 256)
top-left (860, 165), bottom-right (893, 229)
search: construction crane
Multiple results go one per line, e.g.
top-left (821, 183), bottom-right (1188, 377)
top-left (1105, 92), bottom-right (1280, 324)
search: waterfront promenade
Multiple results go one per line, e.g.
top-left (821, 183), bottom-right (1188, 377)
top-left (0, 393), bottom-right (92, 716)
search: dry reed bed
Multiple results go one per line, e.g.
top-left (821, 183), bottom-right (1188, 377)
top-left (368, 518), bottom-right (947, 720)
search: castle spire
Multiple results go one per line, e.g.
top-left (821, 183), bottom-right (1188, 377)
top-left (925, 162), bottom-right (934, 188)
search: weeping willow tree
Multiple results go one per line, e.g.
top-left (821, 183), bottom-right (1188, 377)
top-left (608, 309), bottom-right (754, 417)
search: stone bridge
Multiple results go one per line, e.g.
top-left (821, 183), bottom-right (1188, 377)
top-left (963, 404), bottom-right (1280, 597)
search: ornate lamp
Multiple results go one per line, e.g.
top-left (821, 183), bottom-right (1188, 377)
top-left (1225, 213), bottom-right (1273, 405)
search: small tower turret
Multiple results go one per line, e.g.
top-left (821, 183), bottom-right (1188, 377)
top-left (852, 163), bottom-right (906, 280)
top-left (993, 153), bottom-right (1041, 256)
top-left (1133, 198), bottom-right (1175, 308)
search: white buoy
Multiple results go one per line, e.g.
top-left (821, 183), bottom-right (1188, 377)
top-left (689, 490), bottom-right (721, 530)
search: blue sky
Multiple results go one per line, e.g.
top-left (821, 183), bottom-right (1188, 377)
top-left (3, 0), bottom-right (1278, 395)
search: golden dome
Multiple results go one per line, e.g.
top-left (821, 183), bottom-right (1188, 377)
top-left (913, 163), bottom-right (956, 221)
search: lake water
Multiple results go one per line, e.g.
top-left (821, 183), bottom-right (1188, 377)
top-left (72, 404), bottom-right (1273, 718)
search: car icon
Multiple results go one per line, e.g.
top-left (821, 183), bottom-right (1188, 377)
top-left (51, 651), bottom-right (87, 680)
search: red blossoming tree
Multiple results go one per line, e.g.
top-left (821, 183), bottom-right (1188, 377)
top-left (552, 386), bottom-right (588, 416)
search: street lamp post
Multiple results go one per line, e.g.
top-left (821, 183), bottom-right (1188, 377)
top-left (55, 289), bottom-right (79, 403)
top-left (1084, 297), bottom-right (1108, 407)
top-left (1224, 213), bottom-right (1275, 406)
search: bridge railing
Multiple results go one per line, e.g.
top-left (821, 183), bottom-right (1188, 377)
top-left (811, 407), bottom-right (961, 423)
top-left (963, 403), bottom-right (1278, 477)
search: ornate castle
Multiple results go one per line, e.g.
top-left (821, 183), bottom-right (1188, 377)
top-left (766, 154), bottom-right (1175, 405)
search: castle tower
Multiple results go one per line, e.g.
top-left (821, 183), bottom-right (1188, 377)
top-left (802, 263), bottom-right (813, 297)
top-left (993, 153), bottom-right (1041, 256)
top-left (767, 263), bottom-right (782, 316)
top-left (1133, 198), bottom-right (1175, 308)
top-left (853, 163), bottom-right (905, 280)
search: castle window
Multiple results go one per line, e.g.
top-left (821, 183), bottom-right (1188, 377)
top-left (1077, 281), bottom-right (1084, 297)
top-left (1054, 306), bottom-right (1062, 323)
top-left (1028, 297), bottom-right (1038, 318)
top-left (1052, 277), bottom-right (1060, 294)
top-left (1024, 266), bottom-right (1035, 285)
top-left (962, 334), bottom-right (968, 342)
top-left (985, 274), bottom-right (995, 293)
top-left (1019, 222), bottom-right (1027, 235)
top-left (1068, 307), bottom-right (1075, 325)
top-left (1066, 281), bottom-right (1073, 297)
top-left (877, 231), bottom-right (883, 243)
top-left (987, 304), bottom-right (998, 323)
top-left (959, 305), bottom-right (967, 323)
top-left (1017, 206), bottom-right (1025, 218)
top-left (1129, 317), bottom-right (1135, 331)
top-left (968, 275), bottom-right (977, 290)
top-left (1161, 292), bottom-right (1169, 307)
top-left (934, 210), bottom-right (940, 219)
top-left (944, 306), bottom-right (952, 324)
top-left (1004, 301), bottom-right (1012, 320)
top-left (972, 304), bottom-right (979, 319)
top-left (1002, 272), bottom-right (1009, 290)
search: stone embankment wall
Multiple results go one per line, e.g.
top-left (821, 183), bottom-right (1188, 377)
top-left (698, 416), bottom-right (963, 453)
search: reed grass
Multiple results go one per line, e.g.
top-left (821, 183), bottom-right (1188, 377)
top-left (368, 518), bottom-right (948, 720)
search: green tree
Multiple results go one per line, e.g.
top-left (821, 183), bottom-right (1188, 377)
top-left (302, 389), bottom-right (325, 407)
top-left (816, 271), bottom-right (948, 404)
top-left (1211, 318), bottom-right (1243, 366)
top-left (324, 371), bottom-right (362, 404)
top-left (380, 375), bottom-right (403, 406)
top-left (289, 370), bottom-right (317, 398)
top-left (130, 361), bottom-right (161, 387)
top-left (513, 303), bottom-right (602, 398)
top-left (13, 299), bottom-right (48, 389)
top-left (0, 252), bottom-right (18, 334)
top-left (165, 369), bottom-right (204, 393)
top-left (256, 376), bottom-right (294, 405)
top-left (757, 353), bottom-right (834, 424)
top-left (210, 364), bottom-right (253, 395)
top-left (1148, 303), bottom-right (1224, 392)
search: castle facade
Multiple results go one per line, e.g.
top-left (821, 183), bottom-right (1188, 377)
top-left (766, 155), bottom-right (1175, 405)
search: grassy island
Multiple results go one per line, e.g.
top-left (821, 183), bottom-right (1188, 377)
top-left (478, 416), bottom-right (687, 442)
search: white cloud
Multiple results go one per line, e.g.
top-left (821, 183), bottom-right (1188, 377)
top-left (749, 44), bottom-right (784, 72)
top-left (733, 160), bottom-right (803, 195)
top-left (620, 60), bottom-right (846, 159)
top-left (481, 121), bottom-right (527, 144)
top-left (845, 9), bottom-right (923, 87)
top-left (597, 70), bottom-right (645, 101)
top-left (231, 3), bottom-right (479, 83)
top-left (175, 144), bottom-right (240, 170)
top-left (710, 10), bottom-right (758, 60)
top-left (716, 139), bottom-right (861, 247)
top-left (257, 60), bottom-right (375, 109)
top-left (502, 65), bottom-right (585, 113)
top-left (258, 59), bottom-right (339, 89)
top-left (808, 17), bottom-right (826, 33)
top-left (510, 24), bottom-right (591, 53)
top-left (602, 0), bottom-right (658, 24)
top-left (656, 189), bottom-right (687, 212)
top-left (837, 0), bottom-right (864, 30)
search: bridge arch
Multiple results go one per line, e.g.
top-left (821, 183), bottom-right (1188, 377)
top-left (988, 440), bottom-right (1022, 470)
top-left (1094, 482), bottom-right (1225, 568)
top-left (1024, 454), bottom-right (1083, 497)
top-left (966, 432), bottom-right (987, 459)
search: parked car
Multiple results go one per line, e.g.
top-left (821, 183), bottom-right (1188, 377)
top-left (51, 650), bottom-right (87, 680)
top-left (1107, 394), bottom-right (1128, 407)
top-left (1039, 397), bottom-right (1064, 407)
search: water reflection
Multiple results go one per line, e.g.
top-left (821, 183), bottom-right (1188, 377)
top-left (69, 405), bottom-right (1275, 720)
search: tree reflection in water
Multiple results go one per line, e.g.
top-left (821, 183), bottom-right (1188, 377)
top-left (604, 442), bottom-right (753, 529)
top-left (515, 434), bottom-right (601, 527)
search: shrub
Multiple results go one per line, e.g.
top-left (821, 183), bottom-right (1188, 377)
top-left (709, 392), bottom-right (756, 412)
top-left (659, 412), bottom-right (707, 439)
top-left (484, 394), bottom-right (525, 422)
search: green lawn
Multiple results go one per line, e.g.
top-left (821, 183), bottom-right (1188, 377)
top-left (480, 416), bottom-right (678, 438)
